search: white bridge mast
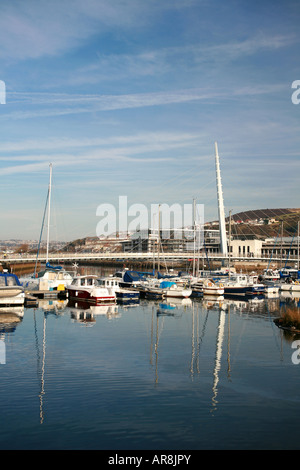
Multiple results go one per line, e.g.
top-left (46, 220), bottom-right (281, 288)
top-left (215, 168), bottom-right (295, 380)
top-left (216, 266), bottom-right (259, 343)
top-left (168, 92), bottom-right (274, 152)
top-left (215, 142), bottom-right (228, 257)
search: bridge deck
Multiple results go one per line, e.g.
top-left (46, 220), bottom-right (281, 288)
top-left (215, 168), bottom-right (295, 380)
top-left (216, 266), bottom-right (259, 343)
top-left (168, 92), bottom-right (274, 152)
top-left (0, 252), bottom-right (295, 263)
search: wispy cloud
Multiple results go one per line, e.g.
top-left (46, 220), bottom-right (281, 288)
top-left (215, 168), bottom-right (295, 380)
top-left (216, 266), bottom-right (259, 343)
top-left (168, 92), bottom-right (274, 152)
top-left (70, 33), bottom-right (298, 85)
top-left (0, 0), bottom-right (198, 62)
top-left (0, 131), bottom-right (198, 153)
top-left (3, 82), bottom-right (287, 120)
top-left (0, 130), bottom-right (203, 176)
top-left (0, 0), bottom-right (151, 60)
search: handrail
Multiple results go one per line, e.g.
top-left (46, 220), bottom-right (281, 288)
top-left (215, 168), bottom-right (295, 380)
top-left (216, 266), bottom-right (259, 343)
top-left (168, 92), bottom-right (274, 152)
top-left (0, 251), bottom-right (298, 263)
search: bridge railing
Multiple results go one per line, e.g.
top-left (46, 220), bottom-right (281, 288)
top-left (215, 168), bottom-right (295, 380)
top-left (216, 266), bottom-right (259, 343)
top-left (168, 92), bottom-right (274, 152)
top-left (0, 251), bottom-right (298, 263)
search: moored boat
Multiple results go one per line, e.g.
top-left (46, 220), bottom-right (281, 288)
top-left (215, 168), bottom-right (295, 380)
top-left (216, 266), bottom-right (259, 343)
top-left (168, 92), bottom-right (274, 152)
top-left (97, 276), bottom-right (140, 302)
top-left (20, 165), bottom-right (74, 292)
top-left (261, 268), bottom-right (280, 282)
top-left (223, 274), bottom-right (265, 296)
top-left (280, 279), bottom-right (300, 292)
top-left (145, 280), bottom-right (192, 299)
top-left (20, 263), bottom-right (73, 291)
top-left (191, 277), bottom-right (224, 296)
top-left (67, 275), bottom-right (115, 303)
top-left (202, 279), bottom-right (225, 296)
top-left (113, 269), bottom-right (151, 288)
top-left (0, 271), bottom-right (25, 305)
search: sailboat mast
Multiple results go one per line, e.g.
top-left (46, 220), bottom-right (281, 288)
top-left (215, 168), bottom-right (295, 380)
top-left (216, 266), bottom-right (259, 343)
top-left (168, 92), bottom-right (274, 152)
top-left (157, 204), bottom-right (161, 273)
top-left (46, 163), bottom-right (52, 264)
top-left (297, 220), bottom-right (300, 271)
top-left (193, 198), bottom-right (196, 277)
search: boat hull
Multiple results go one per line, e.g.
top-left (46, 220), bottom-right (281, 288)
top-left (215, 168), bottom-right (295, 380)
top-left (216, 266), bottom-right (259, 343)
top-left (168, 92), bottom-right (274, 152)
top-left (67, 288), bottom-right (115, 304)
top-left (203, 288), bottom-right (224, 296)
top-left (224, 286), bottom-right (265, 296)
top-left (116, 290), bottom-right (140, 300)
top-left (164, 289), bottom-right (192, 298)
top-left (0, 287), bottom-right (24, 298)
top-left (0, 294), bottom-right (25, 305)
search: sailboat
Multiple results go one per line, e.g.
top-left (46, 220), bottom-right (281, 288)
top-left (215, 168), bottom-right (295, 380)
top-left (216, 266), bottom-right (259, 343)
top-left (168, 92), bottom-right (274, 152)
top-left (20, 164), bottom-right (73, 291)
top-left (279, 220), bottom-right (300, 292)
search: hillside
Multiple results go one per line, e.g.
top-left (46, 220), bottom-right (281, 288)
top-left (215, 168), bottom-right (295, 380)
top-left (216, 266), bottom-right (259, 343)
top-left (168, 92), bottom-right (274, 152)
top-left (62, 208), bottom-right (300, 251)
top-left (229, 208), bottom-right (299, 223)
top-left (225, 208), bottom-right (300, 239)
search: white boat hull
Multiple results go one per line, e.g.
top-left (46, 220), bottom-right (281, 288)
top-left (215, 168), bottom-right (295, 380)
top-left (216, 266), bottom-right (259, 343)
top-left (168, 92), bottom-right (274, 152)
top-left (164, 288), bottom-right (192, 298)
top-left (203, 287), bottom-right (224, 296)
top-left (67, 286), bottom-right (115, 303)
top-left (280, 283), bottom-right (300, 292)
top-left (0, 287), bottom-right (24, 298)
top-left (0, 293), bottom-right (25, 305)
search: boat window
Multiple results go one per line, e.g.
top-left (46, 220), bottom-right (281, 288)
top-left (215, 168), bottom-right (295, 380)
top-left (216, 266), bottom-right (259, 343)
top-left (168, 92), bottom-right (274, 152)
top-left (81, 279), bottom-right (86, 286)
top-left (0, 276), bottom-right (6, 286)
top-left (87, 278), bottom-right (93, 286)
top-left (6, 276), bottom-right (17, 286)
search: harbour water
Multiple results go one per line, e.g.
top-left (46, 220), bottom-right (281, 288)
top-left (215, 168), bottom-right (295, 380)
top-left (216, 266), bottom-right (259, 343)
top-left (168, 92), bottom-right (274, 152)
top-left (0, 285), bottom-right (299, 450)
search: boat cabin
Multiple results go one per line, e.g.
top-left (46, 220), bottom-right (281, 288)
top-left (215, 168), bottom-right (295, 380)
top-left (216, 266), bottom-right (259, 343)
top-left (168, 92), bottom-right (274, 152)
top-left (70, 275), bottom-right (98, 287)
top-left (0, 272), bottom-right (22, 287)
top-left (98, 277), bottom-right (120, 289)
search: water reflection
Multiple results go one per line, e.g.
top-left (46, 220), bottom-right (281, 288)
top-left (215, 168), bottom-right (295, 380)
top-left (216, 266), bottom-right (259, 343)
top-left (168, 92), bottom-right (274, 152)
top-left (68, 300), bottom-right (120, 324)
top-left (37, 299), bottom-right (68, 315)
top-left (0, 305), bottom-right (24, 336)
top-left (190, 302), bottom-right (209, 378)
top-left (211, 309), bottom-right (226, 413)
top-left (4, 290), bottom-right (300, 449)
top-left (146, 292), bottom-right (300, 414)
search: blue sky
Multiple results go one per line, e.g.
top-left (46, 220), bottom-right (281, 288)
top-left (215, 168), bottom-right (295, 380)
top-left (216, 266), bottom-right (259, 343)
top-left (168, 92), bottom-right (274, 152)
top-left (0, 0), bottom-right (299, 241)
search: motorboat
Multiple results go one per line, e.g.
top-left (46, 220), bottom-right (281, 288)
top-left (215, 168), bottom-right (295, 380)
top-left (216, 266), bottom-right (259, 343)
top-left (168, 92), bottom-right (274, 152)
top-left (113, 269), bottom-right (152, 288)
top-left (67, 275), bottom-right (116, 303)
top-left (280, 279), bottom-right (300, 292)
top-left (97, 276), bottom-right (140, 302)
top-left (0, 271), bottom-right (25, 305)
top-left (223, 274), bottom-right (265, 296)
top-left (263, 284), bottom-right (280, 297)
top-left (261, 269), bottom-right (280, 282)
top-left (20, 263), bottom-right (73, 291)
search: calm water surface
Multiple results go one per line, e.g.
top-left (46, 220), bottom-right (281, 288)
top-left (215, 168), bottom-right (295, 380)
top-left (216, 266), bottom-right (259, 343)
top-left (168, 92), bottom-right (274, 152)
top-left (0, 291), bottom-right (299, 450)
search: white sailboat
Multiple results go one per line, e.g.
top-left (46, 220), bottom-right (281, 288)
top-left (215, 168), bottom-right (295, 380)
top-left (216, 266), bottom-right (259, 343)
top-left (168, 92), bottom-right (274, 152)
top-left (20, 164), bottom-right (73, 291)
top-left (280, 221), bottom-right (300, 292)
top-left (145, 279), bottom-right (192, 299)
